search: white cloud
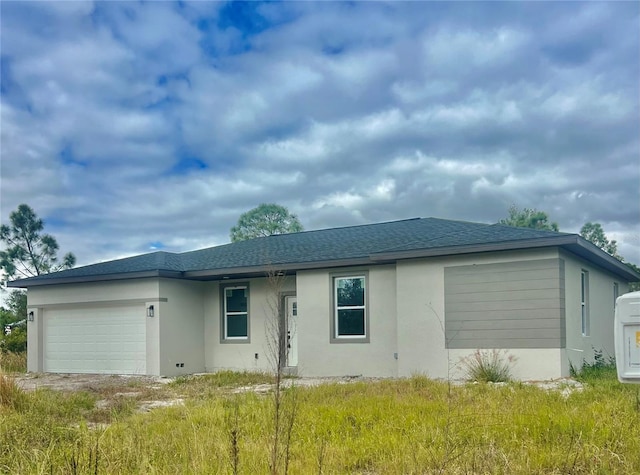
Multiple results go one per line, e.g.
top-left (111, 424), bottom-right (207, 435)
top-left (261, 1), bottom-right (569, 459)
top-left (425, 26), bottom-right (530, 71)
top-left (1, 1), bottom-right (638, 268)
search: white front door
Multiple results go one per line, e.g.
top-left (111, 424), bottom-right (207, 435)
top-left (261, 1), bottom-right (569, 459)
top-left (286, 296), bottom-right (298, 367)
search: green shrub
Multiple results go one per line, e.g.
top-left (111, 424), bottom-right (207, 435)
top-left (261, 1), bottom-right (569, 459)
top-left (571, 348), bottom-right (617, 383)
top-left (459, 349), bottom-right (517, 383)
top-left (1, 327), bottom-right (27, 354)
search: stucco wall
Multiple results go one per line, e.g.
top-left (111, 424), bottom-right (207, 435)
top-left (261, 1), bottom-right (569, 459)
top-left (158, 279), bottom-right (205, 376)
top-left (26, 278), bottom-right (161, 374)
top-left (447, 348), bottom-right (566, 380)
top-left (562, 249), bottom-right (627, 370)
top-left (292, 249), bottom-right (570, 380)
top-left (203, 276), bottom-right (296, 373)
top-left (295, 265), bottom-right (397, 377)
top-left (395, 248), bottom-right (564, 380)
top-left (27, 279), bottom-right (160, 306)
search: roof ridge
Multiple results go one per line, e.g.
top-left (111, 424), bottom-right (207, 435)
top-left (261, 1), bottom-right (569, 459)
top-left (178, 217), bottom-right (424, 255)
top-left (271, 217), bottom-right (423, 237)
top-left (489, 222), bottom-right (574, 236)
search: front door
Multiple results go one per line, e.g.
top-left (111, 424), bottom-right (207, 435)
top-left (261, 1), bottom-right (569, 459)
top-left (286, 296), bottom-right (298, 367)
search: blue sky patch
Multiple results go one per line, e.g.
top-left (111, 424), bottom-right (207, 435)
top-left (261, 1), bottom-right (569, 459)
top-left (59, 146), bottom-right (88, 168)
top-left (43, 214), bottom-right (71, 233)
top-left (217, 2), bottom-right (272, 36)
top-left (148, 241), bottom-right (165, 250)
top-left (169, 157), bottom-right (209, 175)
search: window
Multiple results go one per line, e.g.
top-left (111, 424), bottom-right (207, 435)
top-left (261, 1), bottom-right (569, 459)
top-left (222, 284), bottom-right (249, 341)
top-left (581, 270), bottom-right (589, 336)
top-left (332, 274), bottom-right (368, 341)
top-left (614, 282), bottom-right (619, 308)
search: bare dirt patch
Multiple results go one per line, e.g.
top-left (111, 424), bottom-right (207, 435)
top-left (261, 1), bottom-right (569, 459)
top-left (15, 372), bottom-right (169, 393)
top-left (14, 373), bottom-right (180, 421)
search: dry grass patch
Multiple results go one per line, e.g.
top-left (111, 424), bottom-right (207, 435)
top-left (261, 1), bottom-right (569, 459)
top-left (1, 371), bottom-right (639, 474)
top-left (169, 371), bottom-right (275, 399)
top-left (0, 371), bottom-right (27, 411)
top-left (0, 351), bottom-right (27, 373)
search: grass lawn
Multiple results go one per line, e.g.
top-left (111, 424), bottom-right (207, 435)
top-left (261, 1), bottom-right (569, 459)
top-left (1, 365), bottom-right (639, 474)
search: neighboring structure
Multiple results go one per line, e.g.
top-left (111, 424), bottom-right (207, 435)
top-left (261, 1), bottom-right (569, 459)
top-left (9, 218), bottom-right (639, 380)
top-left (3, 319), bottom-right (26, 336)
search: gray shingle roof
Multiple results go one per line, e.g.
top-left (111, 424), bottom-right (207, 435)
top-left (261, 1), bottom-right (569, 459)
top-left (8, 217), bottom-right (638, 286)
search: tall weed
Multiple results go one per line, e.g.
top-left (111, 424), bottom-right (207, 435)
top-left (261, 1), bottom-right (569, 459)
top-left (0, 350), bottom-right (27, 373)
top-left (0, 370), bottom-right (27, 410)
top-left (459, 349), bottom-right (517, 382)
top-left (571, 348), bottom-right (618, 383)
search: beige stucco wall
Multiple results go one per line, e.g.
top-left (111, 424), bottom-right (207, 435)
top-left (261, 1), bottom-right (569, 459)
top-left (395, 248), bottom-right (625, 380)
top-left (26, 278), bottom-right (161, 374)
top-left (446, 348), bottom-right (566, 380)
top-left (27, 279), bottom-right (160, 306)
top-left (291, 249), bottom-right (574, 380)
top-left (561, 249), bottom-right (628, 371)
top-left (395, 248), bottom-right (565, 380)
top-left (157, 279), bottom-right (205, 376)
top-left (295, 265), bottom-right (398, 377)
top-left (203, 276), bottom-right (296, 373)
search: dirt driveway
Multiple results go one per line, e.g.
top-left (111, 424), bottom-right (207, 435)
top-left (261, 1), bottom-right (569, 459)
top-left (15, 372), bottom-right (171, 392)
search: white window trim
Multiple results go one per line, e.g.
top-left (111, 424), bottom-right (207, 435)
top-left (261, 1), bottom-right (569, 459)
top-left (221, 284), bottom-right (250, 343)
top-left (330, 272), bottom-right (369, 343)
top-left (581, 270), bottom-right (589, 337)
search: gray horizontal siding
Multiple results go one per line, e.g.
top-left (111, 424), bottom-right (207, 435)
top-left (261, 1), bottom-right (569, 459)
top-left (446, 298), bottom-right (562, 313)
top-left (449, 288), bottom-right (562, 303)
top-left (449, 338), bottom-right (565, 348)
top-left (447, 318), bottom-right (561, 331)
top-left (445, 268), bottom-right (561, 285)
top-left (446, 277), bottom-right (560, 293)
top-left (445, 258), bottom-right (565, 349)
top-left (445, 307), bottom-right (563, 321)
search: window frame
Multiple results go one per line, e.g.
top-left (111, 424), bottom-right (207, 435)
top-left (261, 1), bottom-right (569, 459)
top-left (330, 271), bottom-right (369, 343)
top-left (581, 270), bottom-right (589, 337)
top-left (220, 283), bottom-right (251, 343)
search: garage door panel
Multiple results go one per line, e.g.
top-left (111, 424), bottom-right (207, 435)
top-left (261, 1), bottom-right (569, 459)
top-left (44, 306), bottom-right (146, 374)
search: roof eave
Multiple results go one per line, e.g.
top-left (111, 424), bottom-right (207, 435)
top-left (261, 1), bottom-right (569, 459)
top-left (7, 270), bottom-right (184, 288)
top-left (182, 257), bottom-right (377, 280)
top-left (564, 238), bottom-right (640, 282)
top-left (370, 235), bottom-right (579, 261)
top-left (370, 235), bottom-right (639, 282)
top-left (8, 235), bottom-right (638, 287)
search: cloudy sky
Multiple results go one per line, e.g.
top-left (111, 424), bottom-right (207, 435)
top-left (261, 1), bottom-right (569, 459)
top-left (1, 1), bottom-right (639, 269)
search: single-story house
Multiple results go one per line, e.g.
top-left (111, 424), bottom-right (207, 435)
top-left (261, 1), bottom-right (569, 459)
top-left (9, 217), bottom-right (640, 380)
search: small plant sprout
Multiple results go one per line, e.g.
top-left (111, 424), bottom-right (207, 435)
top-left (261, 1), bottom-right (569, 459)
top-left (459, 349), bottom-right (517, 383)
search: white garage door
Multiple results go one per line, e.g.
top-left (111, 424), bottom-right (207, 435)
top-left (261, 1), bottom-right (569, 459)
top-left (44, 305), bottom-right (146, 374)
